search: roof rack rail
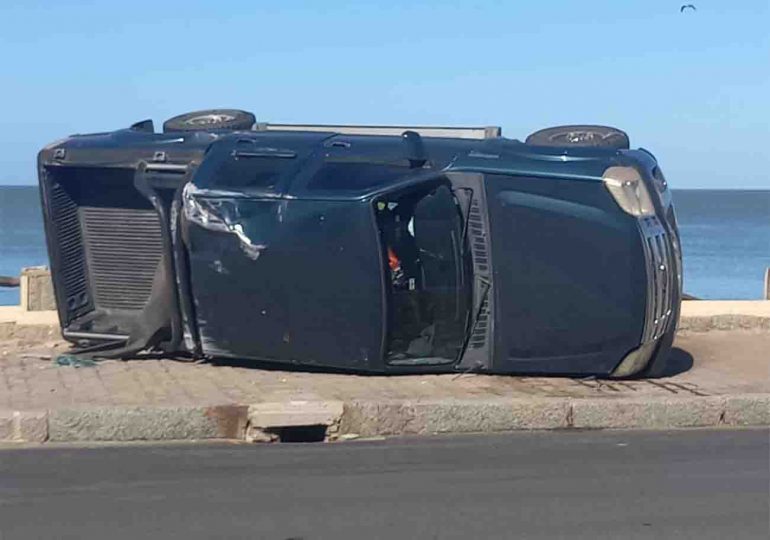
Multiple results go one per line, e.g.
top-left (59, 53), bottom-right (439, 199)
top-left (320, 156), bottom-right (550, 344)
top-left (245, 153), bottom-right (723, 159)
top-left (254, 123), bottom-right (502, 140)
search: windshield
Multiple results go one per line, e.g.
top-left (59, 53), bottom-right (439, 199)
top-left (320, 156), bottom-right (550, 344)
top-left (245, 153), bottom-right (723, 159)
top-left (375, 183), bottom-right (471, 365)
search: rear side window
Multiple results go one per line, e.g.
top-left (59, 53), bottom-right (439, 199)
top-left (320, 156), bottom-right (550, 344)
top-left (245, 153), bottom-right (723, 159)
top-left (306, 162), bottom-right (411, 192)
top-left (192, 136), bottom-right (308, 191)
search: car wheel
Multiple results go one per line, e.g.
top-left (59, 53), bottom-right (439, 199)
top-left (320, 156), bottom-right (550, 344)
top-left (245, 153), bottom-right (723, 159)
top-left (163, 109), bottom-right (256, 133)
top-left (525, 125), bottom-right (630, 149)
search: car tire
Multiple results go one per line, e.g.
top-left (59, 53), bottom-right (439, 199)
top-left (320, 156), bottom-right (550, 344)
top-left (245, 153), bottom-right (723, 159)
top-left (525, 125), bottom-right (630, 149)
top-left (163, 109), bottom-right (256, 133)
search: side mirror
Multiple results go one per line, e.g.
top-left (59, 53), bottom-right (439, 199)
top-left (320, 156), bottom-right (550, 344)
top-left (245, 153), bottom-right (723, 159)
top-left (129, 119), bottom-right (155, 133)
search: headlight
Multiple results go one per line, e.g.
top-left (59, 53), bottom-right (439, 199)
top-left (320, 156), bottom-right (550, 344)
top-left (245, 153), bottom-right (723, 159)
top-left (602, 166), bottom-right (655, 217)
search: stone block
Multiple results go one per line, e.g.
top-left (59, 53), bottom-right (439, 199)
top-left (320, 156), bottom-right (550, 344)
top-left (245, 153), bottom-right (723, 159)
top-left (20, 267), bottom-right (56, 312)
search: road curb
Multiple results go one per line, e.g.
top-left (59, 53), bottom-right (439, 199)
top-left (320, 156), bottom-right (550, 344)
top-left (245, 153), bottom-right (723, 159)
top-left (678, 315), bottom-right (770, 332)
top-left (338, 398), bottom-right (571, 437)
top-left (0, 405), bottom-right (247, 443)
top-left (47, 405), bottom-right (249, 442)
top-left (0, 410), bottom-right (48, 443)
top-left (2, 394), bottom-right (768, 444)
top-left (570, 396), bottom-right (727, 429)
top-left (723, 394), bottom-right (770, 426)
top-left (0, 321), bottom-right (60, 342)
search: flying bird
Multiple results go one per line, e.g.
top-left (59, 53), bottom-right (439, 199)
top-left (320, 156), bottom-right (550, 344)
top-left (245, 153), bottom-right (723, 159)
top-left (680, 4), bottom-right (696, 12)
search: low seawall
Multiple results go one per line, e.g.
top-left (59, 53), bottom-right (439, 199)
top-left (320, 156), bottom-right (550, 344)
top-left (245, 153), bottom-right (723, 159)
top-left (1, 268), bottom-right (769, 335)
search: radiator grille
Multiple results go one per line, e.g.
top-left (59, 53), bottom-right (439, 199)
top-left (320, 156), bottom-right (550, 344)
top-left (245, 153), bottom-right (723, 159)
top-left (468, 199), bottom-right (489, 273)
top-left (80, 207), bottom-right (164, 310)
top-left (470, 295), bottom-right (490, 349)
top-left (48, 182), bottom-right (92, 319)
top-left (639, 217), bottom-right (674, 342)
top-left (467, 197), bottom-right (492, 349)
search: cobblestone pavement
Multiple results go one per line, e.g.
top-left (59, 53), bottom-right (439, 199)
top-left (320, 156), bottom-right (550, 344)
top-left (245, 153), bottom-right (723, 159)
top-left (1, 330), bottom-right (767, 412)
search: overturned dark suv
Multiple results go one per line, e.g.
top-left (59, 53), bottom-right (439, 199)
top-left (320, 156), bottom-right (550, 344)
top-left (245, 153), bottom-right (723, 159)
top-left (37, 109), bottom-right (682, 377)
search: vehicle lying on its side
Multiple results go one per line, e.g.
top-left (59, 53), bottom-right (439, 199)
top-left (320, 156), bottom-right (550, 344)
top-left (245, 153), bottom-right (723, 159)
top-left (37, 110), bottom-right (682, 377)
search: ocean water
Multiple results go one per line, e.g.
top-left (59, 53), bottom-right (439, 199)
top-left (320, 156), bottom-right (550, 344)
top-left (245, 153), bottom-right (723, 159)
top-left (673, 190), bottom-right (770, 300)
top-left (0, 186), bottom-right (768, 305)
top-left (0, 186), bottom-right (49, 305)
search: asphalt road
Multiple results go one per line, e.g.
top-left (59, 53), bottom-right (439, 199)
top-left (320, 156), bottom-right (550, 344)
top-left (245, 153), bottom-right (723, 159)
top-left (0, 430), bottom-right (767, 539)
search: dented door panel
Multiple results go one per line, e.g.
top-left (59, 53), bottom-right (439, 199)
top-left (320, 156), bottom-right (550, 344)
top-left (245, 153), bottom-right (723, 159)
top-left (183, 189), bottom-right (384, 369)
top-left (185, 193), bottom-right (288, 359)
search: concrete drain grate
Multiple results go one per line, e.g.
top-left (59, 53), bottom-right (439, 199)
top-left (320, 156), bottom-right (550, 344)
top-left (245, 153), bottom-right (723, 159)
top-left (246, 401), bottom-right (344, 443)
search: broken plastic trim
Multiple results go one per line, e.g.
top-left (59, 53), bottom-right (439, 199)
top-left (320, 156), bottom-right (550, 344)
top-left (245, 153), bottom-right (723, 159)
top-left (610, 339), bottom-right (658, 378)
top-left (182, 183), bottom-right (267, 260)
top-left (63, 330), bottom-right (129, 341)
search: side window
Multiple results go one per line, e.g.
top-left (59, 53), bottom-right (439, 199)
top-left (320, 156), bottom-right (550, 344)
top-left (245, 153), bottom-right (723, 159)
top-left (376, 184), bottom-right (470, 364)
top-left (307, 162), bottom-right (411, 192)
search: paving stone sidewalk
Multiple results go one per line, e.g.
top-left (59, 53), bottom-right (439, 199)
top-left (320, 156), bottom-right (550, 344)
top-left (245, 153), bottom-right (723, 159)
top-left (1, 329), bottom-right (768, 443)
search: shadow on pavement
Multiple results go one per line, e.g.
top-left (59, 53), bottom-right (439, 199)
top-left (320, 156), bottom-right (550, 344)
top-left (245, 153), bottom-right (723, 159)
top-left (112, 346), bottom-right (697, 380)
top-left (205, 356), bottom-right (356, 375)
top-left (652, 347), bottom-right (694, 378)
top-left (198, 348), bottom-right (698, 380)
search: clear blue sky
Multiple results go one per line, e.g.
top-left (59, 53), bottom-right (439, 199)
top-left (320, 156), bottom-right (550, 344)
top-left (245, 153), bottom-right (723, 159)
top-left (1, 0), bottom-right (768, 188)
